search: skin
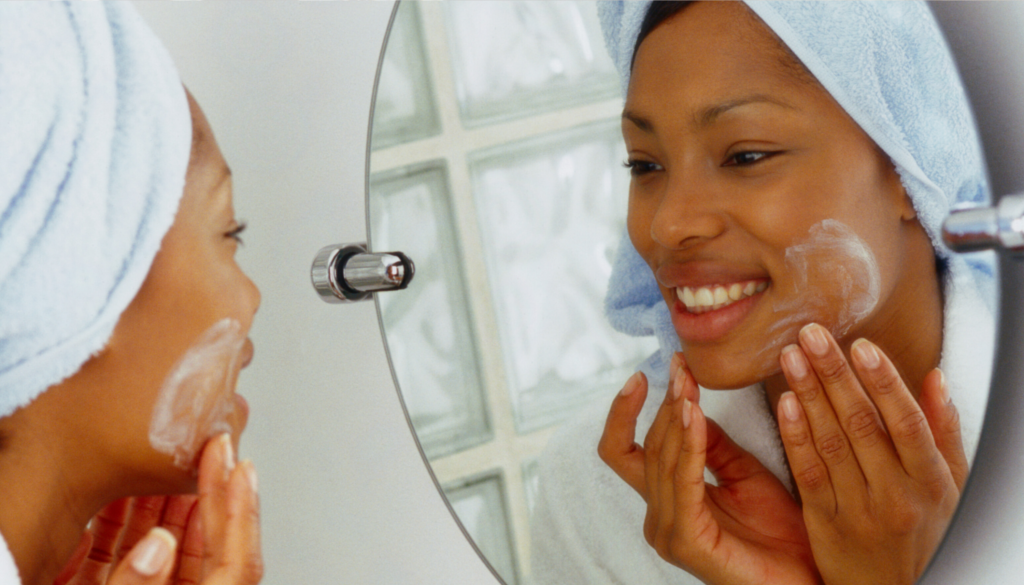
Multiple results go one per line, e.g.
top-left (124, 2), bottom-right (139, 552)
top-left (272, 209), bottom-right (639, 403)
top-left (0, 91), bottom-right (261, 585)
top-left (599, 3), bottom-right (964, 584)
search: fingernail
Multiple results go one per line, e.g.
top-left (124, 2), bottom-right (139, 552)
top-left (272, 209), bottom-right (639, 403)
top-left (780, 391), bottom-right (801, 422)
top-left (852, 339), bottom-right (880, 369)
top-left (682, 398), bottom-right (692, 429)
top-left (242, 460), bottom-right (258, 493)
top-left (620, 372), bottom-right (641, 396)
top-left (782, 345), bottom-right (808, 380)
top-left (220, 434), bottom-right (235, 480)
top-left (670, 353), bottom-right (680, 383)
top-left (800, 323), bottom-right (829, 356)
top-left (672, 368), bottom-right (685, 400)
top-left (131, 527), bottom-right (175, 576)
top-left (937, 368), bottom-right (950, 404)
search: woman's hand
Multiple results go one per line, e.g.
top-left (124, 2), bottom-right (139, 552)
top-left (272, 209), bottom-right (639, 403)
top-left (777, 324), bottom-right (967, 585)
top-left (598, 355), bottom-right (821, 585)
top-left (54, 434), bottom-right (263, 585)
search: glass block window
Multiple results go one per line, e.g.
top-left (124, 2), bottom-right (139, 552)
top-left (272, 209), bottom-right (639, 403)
top-left (470, 121), bottom-right (657, 433)
top-left (368, 2), bottom-right (650, 582)
top-left (370, 163), bottom-right (490, 459)
top-left (444, 472), bottom-right (519, 585)
top-left (444, 2), bottom-right (618, 127)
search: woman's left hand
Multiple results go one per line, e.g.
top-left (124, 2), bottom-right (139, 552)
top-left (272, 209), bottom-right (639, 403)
top-left (777, 324), bottom-right (968, 585)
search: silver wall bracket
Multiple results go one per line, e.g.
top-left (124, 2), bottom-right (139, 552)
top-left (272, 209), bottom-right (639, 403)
top-left (942, 193), bottom-right (1024, 254)
top-left (311, 243), bottom-right (416, 303)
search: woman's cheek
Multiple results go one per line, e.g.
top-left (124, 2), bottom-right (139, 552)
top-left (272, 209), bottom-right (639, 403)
top-left (148, 318), bottom-right (246, 471)
top-left (753, 219), bottom-right (882, 371)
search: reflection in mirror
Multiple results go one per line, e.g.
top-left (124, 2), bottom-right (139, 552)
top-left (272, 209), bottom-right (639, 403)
top-left (369, 2), bottom-right (996, 585)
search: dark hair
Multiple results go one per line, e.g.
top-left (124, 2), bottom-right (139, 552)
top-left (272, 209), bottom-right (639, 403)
top-left (629, 1), bottom-right (818, 86)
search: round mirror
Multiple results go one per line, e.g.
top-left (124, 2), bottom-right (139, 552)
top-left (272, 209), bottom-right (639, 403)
top-left (367, 2), bottom-right (998, 584)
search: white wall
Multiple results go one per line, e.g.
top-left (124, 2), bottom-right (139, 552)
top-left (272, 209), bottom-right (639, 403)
top-left (133, 3), bottom-right (498, 584)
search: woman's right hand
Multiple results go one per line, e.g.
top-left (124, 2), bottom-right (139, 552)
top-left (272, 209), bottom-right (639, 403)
top-left (58, 434), bottom-right (262, 585)
top-left (598, 354), bottom-right (821, 585)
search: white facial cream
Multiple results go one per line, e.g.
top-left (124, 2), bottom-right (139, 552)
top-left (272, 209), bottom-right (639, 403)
top-left (756, 219), bottom-right (881, 370)
top-left (149, 318), bottom-right (245, 470)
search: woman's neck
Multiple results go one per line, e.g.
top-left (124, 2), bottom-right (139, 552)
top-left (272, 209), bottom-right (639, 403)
top-left (763, 229), bottom-right (944, 420)
top-left (0, 402), bottom-right (112, 585)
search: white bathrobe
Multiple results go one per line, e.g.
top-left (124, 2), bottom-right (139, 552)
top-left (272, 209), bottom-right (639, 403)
top-left (529, 268), bottom-right (994, 585)
top-left (0, 530), bottom-right (19, 585)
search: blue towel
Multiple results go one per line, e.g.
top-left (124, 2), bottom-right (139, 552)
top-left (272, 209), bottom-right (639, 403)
top-left (597, 1), bottom-right (994, 388)
top-left (0, 2), bottom-right (191, 418)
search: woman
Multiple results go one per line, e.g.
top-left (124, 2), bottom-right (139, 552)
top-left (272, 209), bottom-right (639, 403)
top-left (0, 4), bottom-right (261, 584)
top-left (530, 2), bottom-right (994, 584)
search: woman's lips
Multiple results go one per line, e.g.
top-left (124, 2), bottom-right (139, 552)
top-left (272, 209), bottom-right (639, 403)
top-left (670, 281), bottom-right (768, 344)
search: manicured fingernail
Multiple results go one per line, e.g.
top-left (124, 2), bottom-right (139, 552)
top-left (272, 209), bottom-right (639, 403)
top-left (682, 398), bottom-right (692, 429)
top-left (782, 345), bottom-right (808, 380)
top-left (670, 353), bottom-right (681, 382)
top-left (937, 368), bottom-right (949, 404)
top-left (780, 391), bottom-right (801, 422)
top-left (800, 323), bottom-right (829, 356)
top-left (620, 372), bottom-right (641, 396)
top-left (672, 368), bottom-right (685, 400)
top-left (131, 527), bottom-right (175, 576)
top-left (852, 339), bottom-right (880, 369)
top-left (242, 460), bottom-right (258, 493)
top-left (219, 434), bottom-right (235, 480)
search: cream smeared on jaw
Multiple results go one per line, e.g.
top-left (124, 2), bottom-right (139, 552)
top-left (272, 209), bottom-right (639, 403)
top-left (149, 318), bottom-right (245, 470)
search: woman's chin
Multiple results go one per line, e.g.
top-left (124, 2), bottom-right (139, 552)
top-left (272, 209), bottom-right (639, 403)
top-left (684, 348), bottom-right (783, 391)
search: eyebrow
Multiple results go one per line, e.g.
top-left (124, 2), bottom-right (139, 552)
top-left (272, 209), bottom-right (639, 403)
top-left (622, 94), bottom-right (798, 133)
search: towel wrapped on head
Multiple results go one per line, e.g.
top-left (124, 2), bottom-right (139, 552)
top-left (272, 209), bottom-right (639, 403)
top-left (0, 2), bottom-right (192, 419)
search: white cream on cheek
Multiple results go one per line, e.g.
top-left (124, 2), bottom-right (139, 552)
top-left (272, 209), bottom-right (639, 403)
top-left (149, 318), bottom-right (245, 470)
top-left (754, 219), bottom-right (881, 371)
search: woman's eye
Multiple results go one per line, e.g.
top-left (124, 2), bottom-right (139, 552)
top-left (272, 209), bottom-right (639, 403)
top-left (623, 159), bottom-right (663, 177)
top-left (226, 221), bottom-right (247, 245)
top-left (723, 151), bottom-right (775, 167)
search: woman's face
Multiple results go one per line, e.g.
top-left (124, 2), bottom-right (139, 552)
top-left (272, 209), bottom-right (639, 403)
top-left (86, 91), bottom-right (260, 489)
top-left (623, 2), bottom-right (916, 389)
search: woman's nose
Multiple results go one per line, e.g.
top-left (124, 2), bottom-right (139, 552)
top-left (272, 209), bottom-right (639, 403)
top-left (649, 176), bottom-right (727, 250)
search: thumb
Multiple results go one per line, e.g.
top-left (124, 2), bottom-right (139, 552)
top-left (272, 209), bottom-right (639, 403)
top-left (704, 418), bottom-right (772, 487)
top-left (105, 528), bottom-right (176, 585)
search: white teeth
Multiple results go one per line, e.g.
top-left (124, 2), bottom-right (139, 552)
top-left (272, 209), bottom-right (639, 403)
top-left (675, 279), bottom-right (768, 314)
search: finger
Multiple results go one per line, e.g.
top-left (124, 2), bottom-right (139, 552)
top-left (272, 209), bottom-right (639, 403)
top-left (919, 368), bottom-right (969, 491)
top-left (65, 498), bottom-right (134, 584)
top-left (851, 338), bottom-right (947, 483)
top-left (118, 497), bottom-right (169, 561)
top-left (207, 460), bottom-right (263, 584)
top-left (704, 418), bottom-right (772, 487)
top-left (598, 371), bottom-right (649, 496)
top-left (175, 501), bottom-right (203, 585)
top-left (159, 496), bottom-right (197, 549)
top-left (199, 433), bottom-right (236, 575)
top-left (669, 399), bottom-right (715, 547)
top-left (52, 532), bottom-right (92, 585)
top-left (105, 527), bottom-right (177, 585)
top-left (780, 340), bottom-right (865, 500)
top-left (643, 355), bottom-right (687, 510)
top-left (778, 390), bottom-right (838, 516)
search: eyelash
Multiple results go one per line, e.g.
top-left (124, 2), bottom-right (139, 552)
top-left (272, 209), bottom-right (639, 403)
top-left (226, 221), bottom-right (247, 245)
top-left (624, 151), bottom-right (777, 176)
top-left (622, 159), bottom-right (662, 177)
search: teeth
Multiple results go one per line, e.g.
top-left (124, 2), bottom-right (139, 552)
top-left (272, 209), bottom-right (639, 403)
top-left (675, 279), bottom-right (768, 314)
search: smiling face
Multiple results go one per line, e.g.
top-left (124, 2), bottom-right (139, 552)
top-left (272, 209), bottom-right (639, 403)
top-left (623, 2), bottom-right (927, 389)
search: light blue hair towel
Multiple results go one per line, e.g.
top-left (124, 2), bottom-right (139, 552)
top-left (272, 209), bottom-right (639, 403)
top-left (598, 1), bottom-right (994, 385)
top-left (0, 2), bottom-right (192, 418)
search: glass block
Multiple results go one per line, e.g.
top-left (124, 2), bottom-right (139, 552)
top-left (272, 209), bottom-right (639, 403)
top-left (445, 1), bottom-right (619, 127)
top-left (371, 2), bottom-right (440, 150)
top-left (521, 458), bottom-right (540, 517)
top-left (444, 472), bottom-right (519, 585)
top-left (370, 162), bottom-right (490, 458)
top-left (469, 120), bottom-right (659, 433)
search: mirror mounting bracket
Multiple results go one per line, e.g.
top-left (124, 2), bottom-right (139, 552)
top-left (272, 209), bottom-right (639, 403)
top-left (943, 193), bottom-right (1024, 254)
top-left (311, 242), bottom-right (416, 303)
